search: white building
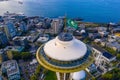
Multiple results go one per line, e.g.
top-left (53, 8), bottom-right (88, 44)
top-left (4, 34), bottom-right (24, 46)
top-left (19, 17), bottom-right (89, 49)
top-left (37, 34), bottom-right (49, 43)
top-left (71, 70), bottom-right (86, 80)
top-left (92, 45), bottom-right (116, 73)
top-left (1, 60), bottom-right (20, 80)
top-left (50, 18), bottom-right (63, 34)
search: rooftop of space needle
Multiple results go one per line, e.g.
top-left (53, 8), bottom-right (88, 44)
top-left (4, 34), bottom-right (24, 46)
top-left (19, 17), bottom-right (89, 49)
top-left (36, 32), bottom-right (94, 73)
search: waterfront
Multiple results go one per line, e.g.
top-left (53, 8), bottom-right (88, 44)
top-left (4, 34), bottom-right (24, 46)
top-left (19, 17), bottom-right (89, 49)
top-left (0, 0), bottom-right (120, 23)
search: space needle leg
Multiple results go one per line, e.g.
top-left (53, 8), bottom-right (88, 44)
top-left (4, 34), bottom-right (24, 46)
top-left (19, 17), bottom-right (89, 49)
top-left (56, 72), bottom-right (70, 80)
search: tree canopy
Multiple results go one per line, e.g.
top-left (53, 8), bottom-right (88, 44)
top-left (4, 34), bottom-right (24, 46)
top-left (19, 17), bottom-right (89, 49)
top-left (101, 68), bottom-right (120, 80)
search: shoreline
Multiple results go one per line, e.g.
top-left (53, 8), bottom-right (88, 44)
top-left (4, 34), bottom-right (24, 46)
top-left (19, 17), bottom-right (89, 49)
top-left (0, 11), bottom-right (116, 26)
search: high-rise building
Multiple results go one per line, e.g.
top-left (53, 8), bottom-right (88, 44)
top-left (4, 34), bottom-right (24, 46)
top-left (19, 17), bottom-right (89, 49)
top-left (50, 19), bottom-right (63, 34)
top-left (0, 16), bottom-right (3, 22)
top-left (4, 22), bottom-right (16, 40)
top-left (0, 31), bottom-right (8, 46)
top-left (19, 21), bottom-right (27, 32)
top-left (0, 49), bottom-right (5, 64)
top-left (36, 33), bottom-right (94, 80)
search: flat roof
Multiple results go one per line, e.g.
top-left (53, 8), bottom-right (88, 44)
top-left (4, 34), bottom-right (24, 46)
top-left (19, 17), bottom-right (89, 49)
top-left (1, 60), bottom-right (19, 76)
top-left (91, 45), bottom-right (105, 53)
top-left (92, 45), bottom-right (115, 59)
top-left (103, 52), bottom-right (114, 59)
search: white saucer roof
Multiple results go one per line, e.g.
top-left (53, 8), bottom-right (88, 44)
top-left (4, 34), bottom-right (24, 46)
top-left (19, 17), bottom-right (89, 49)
top-left (43, 33), bottom-right (87, 61)
top-left (72, 70), bottom-right (86, 80)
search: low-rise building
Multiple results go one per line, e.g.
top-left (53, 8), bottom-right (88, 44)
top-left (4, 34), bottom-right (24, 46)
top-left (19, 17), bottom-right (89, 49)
top-left (88, 33), bottom-right (101, 40)
top-left (4, 46), bottom-right (24, 52)
top-left (37, 34), bottom-right (49, 43)
top-left (13, 36), bottom-right (28, 47)
top-left (92, 45), bottom-right (116, 73)
top-left (1, 60), bottom-right (20, 80)
top-left (97, 27), bottom-right (109, 37)
top-left (27, 31), bottom-right (39, 42)
top-left (106, 41), bottom-right (120, 52)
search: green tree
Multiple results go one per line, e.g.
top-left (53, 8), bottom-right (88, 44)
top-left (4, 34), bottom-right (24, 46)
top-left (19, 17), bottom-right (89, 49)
top-left (101, 68), bottom-right (120, 80)
top-left (30, 75), bottom-right (37, 80)
top-left (21, 52), bottom-right (32, 60)
top-left (35, 65), bottom-right (41, 75)
top-left (12, 51), bottom-right (21, 60)
top-left (45, 71), bottom-right (57, 80)
top-left (104, 47), bottom-right (116, 55)
top-left (21, 78), bottom-right (25, 80)
top-left (43, 69), bottom-right (47, 74)
top-left (7, 50), bottom-right (13, 60)
top-left (101, 73), bottom-right (113, 80)
top-left (117, 54), bottom-right (120, 61)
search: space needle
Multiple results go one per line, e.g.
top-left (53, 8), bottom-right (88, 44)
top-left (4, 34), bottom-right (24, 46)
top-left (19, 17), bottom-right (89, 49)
top-left (36, 18), bottom-right (94, 80)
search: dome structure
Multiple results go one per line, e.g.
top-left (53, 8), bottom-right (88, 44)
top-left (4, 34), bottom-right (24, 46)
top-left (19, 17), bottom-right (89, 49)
top-left (44, 33), bottom-right (87, 61)
top-left (36, 32), bottom-right (94, 73)
top-left (80, 29), bottom-right (86, 33)
top-left (72, 70), bottom-right (86, 80)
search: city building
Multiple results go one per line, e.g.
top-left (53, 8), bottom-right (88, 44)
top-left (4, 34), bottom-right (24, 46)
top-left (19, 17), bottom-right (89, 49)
top-left (4, 46), bottom-right (24, 59)
top-left (36, 33), bottom-right (94, 80)
top-left (86, 64), bottom-right (101, 78)
top-left (37, 34), bottom-right (50, 43)
top-left (13, 36), bottom-right (28, 47)
top-left (4, 46), bottom-right (24, 52)
top-left (0, 31), bottom-right (8, 46)
top-left (27, 31), bottom-right (39, 42)
top-left (50, 18), bottom-right (63, 34)
top-left (4, 22), bottom-right (16, 40)
top-left (71, 70), bottom-right (86, 80)
top-left (19, 21), bottom-right (27, 32)
top-left (1, 60), bottom-right (20, 80)
top-left (106, 41), bottom-right (120, 52)
top-left (0, 76), bottom-right (2, 80)
top-left (0, 16), bottom-right (3, 22)
top-left (92, 45), bottom-right (116, 73)
top-left (0, 49), bottom-right (5, 64)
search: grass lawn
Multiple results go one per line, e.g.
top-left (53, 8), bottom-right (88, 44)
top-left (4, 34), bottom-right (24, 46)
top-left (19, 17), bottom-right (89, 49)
top-left (45, 71), bottom-right (57, 80)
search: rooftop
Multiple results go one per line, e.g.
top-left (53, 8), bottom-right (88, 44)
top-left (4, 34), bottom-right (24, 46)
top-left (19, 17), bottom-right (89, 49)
top-left (44, 33), bottom-right (87, 61)
top-left (92, 45), bottom-right (115, 59)
top-left (36, 44), bottom-right (94, 73)
top-left (37, 34), bottom-right (49, 43)
top-left (1, 60), bottom-right (20, 76)
top-left (107, 41), bottom-right (120, 49)
top-left (103, 52), bottom-right (114, 59)
top-left (4, 46), bottom-right (24, 52)
top-left (91, 45), bottom-right (105, 53)
top-left (0, 49), bottom-right (4, 54)
top-left (72, 70), bottom-right (86, 80)
top-left (13, 36), bottom-right (27, 41)
top-left (30, 59), bottom-right (38, 65)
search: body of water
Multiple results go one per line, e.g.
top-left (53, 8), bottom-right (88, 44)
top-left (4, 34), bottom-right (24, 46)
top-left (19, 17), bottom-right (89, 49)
top-left (0, 0), bottom-right (120, 23)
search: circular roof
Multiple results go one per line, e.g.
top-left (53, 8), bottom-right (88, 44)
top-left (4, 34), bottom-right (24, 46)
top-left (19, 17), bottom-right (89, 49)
top-left (72, 70), bottom-right (86, 80)
top-left (80, 29), bottom-right (86, 33)
top-left (58, 33), bottom-right (73, 41)
top-left (44, 33), bottom-right (87, 61)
